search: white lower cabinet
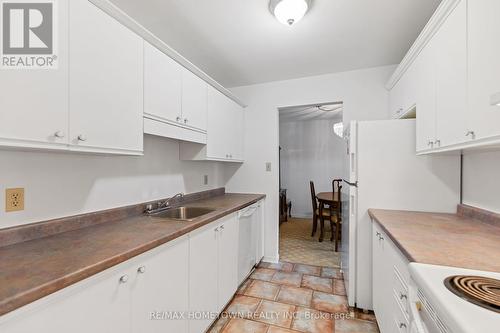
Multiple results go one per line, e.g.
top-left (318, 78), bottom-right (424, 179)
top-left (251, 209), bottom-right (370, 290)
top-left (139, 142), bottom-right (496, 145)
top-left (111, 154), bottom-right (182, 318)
top-left (131, 237), bottom-right (189, 333)
top-left (189, 213), bottom-right (239, 333)
top-left (372, 220), bottom-right (410, 333)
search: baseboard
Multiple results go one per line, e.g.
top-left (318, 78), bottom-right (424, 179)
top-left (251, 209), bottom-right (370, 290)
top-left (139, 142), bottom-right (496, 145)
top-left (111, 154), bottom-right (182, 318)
top-left (262, 255), bottom-right (279, 263)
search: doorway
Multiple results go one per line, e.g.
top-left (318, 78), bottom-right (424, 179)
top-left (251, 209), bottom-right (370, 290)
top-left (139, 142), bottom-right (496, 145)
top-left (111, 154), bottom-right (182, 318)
top-left (278, 102), bottom-right (344, 268)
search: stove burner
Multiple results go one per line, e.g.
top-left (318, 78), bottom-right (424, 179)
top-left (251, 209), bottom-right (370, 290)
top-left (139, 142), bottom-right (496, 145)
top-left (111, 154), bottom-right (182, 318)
top-left (444, 275), bottom-right (500, 313)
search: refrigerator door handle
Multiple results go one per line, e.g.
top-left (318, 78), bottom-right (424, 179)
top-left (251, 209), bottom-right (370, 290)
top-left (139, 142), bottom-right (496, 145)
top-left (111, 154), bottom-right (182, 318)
top-left (343, 179), bottom-right (358, 187)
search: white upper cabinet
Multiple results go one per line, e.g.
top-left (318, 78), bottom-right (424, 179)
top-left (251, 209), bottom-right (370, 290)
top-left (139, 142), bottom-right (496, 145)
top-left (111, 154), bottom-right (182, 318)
top-left (434, 0), bottom-right (467, 148)
top-left (181, 68), bottom-right (208, 131)
top-left (0, 1), bottom-right (69, 150)
top-left (414, 38), bottom-right (437, 152)
top-left (69, 0), bottom-right (143, 154)
top-left (179, 86), bottom-right (245, 162)
top-left (468, 0), bottom-right (500, 141)
top-left (144, 41), bottom-right (182, 124)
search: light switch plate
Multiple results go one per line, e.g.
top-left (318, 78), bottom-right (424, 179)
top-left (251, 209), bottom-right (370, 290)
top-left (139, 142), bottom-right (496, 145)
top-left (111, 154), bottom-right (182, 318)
top-left (266, 162), bottom-right (272, 172)
top-left (6, 188), bottom-right (24, 212)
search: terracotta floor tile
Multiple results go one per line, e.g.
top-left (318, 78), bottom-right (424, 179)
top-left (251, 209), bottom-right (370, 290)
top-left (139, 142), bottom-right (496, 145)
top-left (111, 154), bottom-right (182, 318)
top-left (250, 268), bottom-right (277, 281)
top-left (244, 280), bottom-right (280, 300)
top-left (301, 275), bottom-right (333, 293)
top-left (254, 300), bottom-right (296, 328)
top-left (259, 261), bottom-right (294, 272)
top-left (267, 326), bottom-right (301, 333)
top-left (293, 264), bottom-right (321, 276)
top-left (311, 291), bottom-right (349, 314)
top-left (333, 279), bottom-right (347, 296)
top-left (291, 307), bottom-right (334, 333)
top-left (276, 285), bottom-right (313, 307)
top-left (221, 318), bottom-right (269, 333)
top-left (335, 318), bottom-right (380, 333)
top-left (208, 315), bottom-right (229, 333)
top-left (272, 271), bottom-right (303, 287)
top-left (236, 279), bottom-right (253, 295)
top-left (321, 267), bottom-right (342, 279)
top-left (226, 295), bottom-right (262, 318)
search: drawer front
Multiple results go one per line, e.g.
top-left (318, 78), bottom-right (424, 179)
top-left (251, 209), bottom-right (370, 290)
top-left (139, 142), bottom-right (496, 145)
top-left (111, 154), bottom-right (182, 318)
top-left (393, 266), bottom-right (409, 315)
top-left (393, 290), bottom-right (410, 333)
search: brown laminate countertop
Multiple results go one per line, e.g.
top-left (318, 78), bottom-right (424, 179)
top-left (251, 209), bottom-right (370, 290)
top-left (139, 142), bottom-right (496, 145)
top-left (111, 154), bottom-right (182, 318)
top-left (368, 209), bottom-right (500, 273)
top-left (0, 193), bottom-right (265, 316)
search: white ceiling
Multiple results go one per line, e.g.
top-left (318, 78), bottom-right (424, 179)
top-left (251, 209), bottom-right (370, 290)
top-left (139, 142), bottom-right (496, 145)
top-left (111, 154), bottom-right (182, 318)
top-left (110, 0), bottom-right (441, 87)
top-left (279, 103), bottom-right (343, 122)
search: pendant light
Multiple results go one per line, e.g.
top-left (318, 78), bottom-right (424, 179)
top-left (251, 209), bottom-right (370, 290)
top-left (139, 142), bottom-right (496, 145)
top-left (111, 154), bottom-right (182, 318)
top-left (269, 0), bottom-right (311, 26)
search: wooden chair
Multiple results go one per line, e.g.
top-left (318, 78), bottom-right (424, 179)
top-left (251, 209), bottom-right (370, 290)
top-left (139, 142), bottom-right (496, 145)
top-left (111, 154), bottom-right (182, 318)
top-left (330, 179), bottom-right (343, 251)
top-left (310, 181), bottom-right (333, 237)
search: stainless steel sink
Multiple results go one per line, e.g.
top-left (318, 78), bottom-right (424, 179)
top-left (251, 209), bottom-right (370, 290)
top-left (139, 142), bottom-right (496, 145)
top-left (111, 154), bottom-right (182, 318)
top-left (149, 206), bottom-right (215, 221)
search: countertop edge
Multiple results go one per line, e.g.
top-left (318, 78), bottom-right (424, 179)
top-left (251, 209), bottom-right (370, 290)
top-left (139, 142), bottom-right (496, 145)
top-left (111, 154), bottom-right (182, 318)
top-left (368, 209), bottom-right (417, 263)
top-left (0, 194), bottom-right (265, 317)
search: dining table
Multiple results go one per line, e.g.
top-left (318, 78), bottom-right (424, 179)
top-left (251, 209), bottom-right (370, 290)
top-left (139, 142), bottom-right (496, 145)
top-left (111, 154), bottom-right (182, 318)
top-left (316, 191), bottom-right (340, 247)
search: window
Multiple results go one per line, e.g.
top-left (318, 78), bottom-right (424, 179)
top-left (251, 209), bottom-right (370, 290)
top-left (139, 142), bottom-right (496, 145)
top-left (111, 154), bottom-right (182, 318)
top-left (333, 122), bottom-right (343, 138)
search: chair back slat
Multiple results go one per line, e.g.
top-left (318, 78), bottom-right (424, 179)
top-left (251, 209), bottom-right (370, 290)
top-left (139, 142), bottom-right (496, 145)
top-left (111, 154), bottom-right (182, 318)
top-left (309, 181), bottom-right (317, 212)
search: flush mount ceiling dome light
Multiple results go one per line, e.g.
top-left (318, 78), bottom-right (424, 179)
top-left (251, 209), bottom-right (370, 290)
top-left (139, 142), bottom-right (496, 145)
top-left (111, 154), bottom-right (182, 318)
top-left (270, 0), bottom-right (311, 26)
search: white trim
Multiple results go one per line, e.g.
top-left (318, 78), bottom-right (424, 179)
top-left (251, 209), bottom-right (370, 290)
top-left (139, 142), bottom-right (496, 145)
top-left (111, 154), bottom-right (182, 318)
top-left (417, 135), bottom-right (500, 155)
top-left (385, 0), bottom-right (462, 90)
top-left (262, 256), bottom-right (280, 264)
top-left (88, 0), bottom-right (246, 108)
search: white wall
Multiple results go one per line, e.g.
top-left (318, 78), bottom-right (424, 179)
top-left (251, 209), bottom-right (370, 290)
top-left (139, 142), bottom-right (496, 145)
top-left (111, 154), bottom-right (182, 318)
top-left (462, 150), bottom-right (500, 213)
top-left (279, 119), bottom-right (345, 218)
top-left (225, 65), bottom-right (395, 262)
top-left (0, 135), bottom-right (225, 228)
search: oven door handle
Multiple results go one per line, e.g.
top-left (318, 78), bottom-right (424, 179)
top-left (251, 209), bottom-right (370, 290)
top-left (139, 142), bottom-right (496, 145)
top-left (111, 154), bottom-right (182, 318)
top-left (409, 300), bottom-right (427, 333)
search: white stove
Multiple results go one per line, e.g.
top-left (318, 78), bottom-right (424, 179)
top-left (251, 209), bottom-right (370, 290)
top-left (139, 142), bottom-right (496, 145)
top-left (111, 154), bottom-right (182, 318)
top-left (408, 263), bottom-right (500, 333)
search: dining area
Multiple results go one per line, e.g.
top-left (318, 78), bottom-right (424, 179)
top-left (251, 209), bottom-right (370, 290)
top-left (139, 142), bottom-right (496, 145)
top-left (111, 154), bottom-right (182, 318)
top-left (310, 179), bottom-right (343, 250)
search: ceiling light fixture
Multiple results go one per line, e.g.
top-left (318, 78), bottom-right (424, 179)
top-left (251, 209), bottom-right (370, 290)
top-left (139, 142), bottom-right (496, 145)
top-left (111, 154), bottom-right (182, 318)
top-left (269, 0), bottom-right (311, 26)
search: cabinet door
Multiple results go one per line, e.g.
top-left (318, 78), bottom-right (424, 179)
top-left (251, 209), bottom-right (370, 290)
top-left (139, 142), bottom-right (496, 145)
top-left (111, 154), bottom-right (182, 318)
top-left (228, 102), bottom-right (244, 160)
top-left (69, 0), bottom-right (143, 154)
top-left (0, 264), bottom-right (132, 333)
top-left (206, 86), bottom-right (230, 159)
top-left (0, 1), bottom-right (68, 149)
top-left (372, 224), bottom-right (391, 333)
top-left (468, 0), bottom-right (500, 140)
top-left (189, 224), bottom-right (219, 333)
top-left (415, 38), bottom-right (437, 152)
top-left (217, 214), bottom-right (239, 311)
top-left (132, 236), bottom-right (189, 333)
top-left (435, 0), bottom-right (467, 147)
top-left (144, 42), bottom-right (182, 123)
top-left (182, 69), bottom-right (207, 131)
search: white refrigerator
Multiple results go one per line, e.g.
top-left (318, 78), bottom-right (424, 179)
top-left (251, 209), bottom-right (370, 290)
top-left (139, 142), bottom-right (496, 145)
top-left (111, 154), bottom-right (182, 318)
top-left (340, 119), bottom-right (460, 310)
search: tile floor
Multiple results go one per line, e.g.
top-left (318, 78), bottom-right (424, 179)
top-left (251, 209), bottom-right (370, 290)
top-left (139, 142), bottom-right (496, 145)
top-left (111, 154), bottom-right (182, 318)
top-left (208, 262), bottom-right (379, 333)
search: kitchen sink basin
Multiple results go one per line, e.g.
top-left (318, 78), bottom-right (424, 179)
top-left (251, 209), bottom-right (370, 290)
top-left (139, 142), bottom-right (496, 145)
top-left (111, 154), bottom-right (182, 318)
top-left (149, 206), bottom-right (215, 221)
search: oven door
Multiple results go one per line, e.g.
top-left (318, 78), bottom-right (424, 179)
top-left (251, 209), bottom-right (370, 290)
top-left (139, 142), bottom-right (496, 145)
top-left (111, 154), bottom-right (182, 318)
top-left (408, 280), bottom-right (446, 333)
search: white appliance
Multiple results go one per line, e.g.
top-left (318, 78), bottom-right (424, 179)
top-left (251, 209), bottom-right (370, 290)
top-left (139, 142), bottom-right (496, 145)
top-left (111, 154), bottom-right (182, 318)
top-left (237, 203), bottom-right (261, 284)
top-left (341, 119), bottom-right (460, 310)
top-left (408, 263), bottom-right (500, 333)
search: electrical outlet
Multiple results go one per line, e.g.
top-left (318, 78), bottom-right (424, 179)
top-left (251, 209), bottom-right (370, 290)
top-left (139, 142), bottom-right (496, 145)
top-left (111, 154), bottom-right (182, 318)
top-left (203, 175), bottom-right (208, 185)
top-left (6, 188), bottom-right (24, 212)
top-left (266, 162), bottom-right (272, 172)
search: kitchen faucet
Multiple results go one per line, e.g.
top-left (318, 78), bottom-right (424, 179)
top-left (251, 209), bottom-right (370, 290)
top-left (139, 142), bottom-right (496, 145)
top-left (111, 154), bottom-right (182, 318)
top-left (145, 192), bottom-right (184, 214)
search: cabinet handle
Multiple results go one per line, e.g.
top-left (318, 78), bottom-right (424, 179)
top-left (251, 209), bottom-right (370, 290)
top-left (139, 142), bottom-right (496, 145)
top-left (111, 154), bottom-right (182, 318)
top-left (215, 227), bottom-right (219, 232)
top-left (137, 266), bottom-right (146, 274)
top-left (184, 118), bottom-right (188, 124)
top-left (397, 108), bottom-right (403, 114)
top-left (399, 292), bottom-right (408, 300)
top-left (226, 154), bottom-right (229, 158)
top-left (220, 225), bottom-right (225, 230)
top-left (229, 154), bottom-right (233, 158)
top-left (427, 140), bottom-right (434, 147)
top-left (119, 275), bottom-right (129, 283)
top-left (176, 116), bottom-right (182, 122)
top-left (379, 235), bottom-right (384, 241)
top-left (465, 130), bottom-right (475, 139)
top-left (54, 131), bottom-right (65, 138)
top-left (77, 134), bottom-right (87, 142)
top-left (399, 323), bottom-right (407, 329)
top-left (375, 232), bottom-right (381, 237)
top-left (434, 139), bottom-right (441, 147)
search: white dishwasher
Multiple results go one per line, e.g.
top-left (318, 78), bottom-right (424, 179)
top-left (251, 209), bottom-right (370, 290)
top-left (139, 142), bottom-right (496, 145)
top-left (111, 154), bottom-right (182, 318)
top-left (237, 204), bottom-right (259, 285)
